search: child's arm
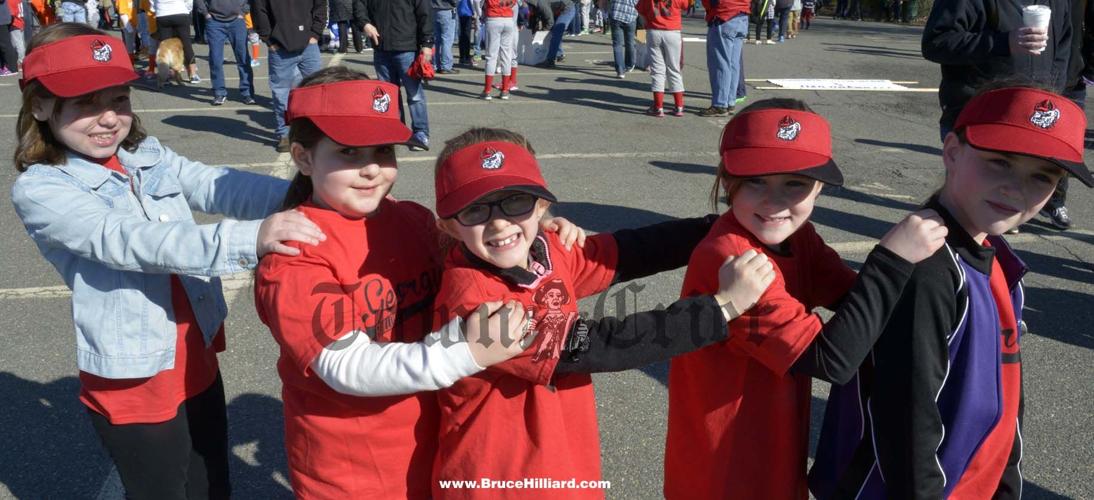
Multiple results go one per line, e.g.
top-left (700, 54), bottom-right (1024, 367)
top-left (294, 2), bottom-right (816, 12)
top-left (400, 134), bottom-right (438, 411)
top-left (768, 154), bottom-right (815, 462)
top-left (611, 214), bottom-right (718, 284)
top-left (12, 174), bottom-right (322, 276)
top-left (161, 138), bottom-right (290, 220)
top-left (312, 302), bottom-right (534, 396)
top-left (554, 250), bottom-right (775, 374)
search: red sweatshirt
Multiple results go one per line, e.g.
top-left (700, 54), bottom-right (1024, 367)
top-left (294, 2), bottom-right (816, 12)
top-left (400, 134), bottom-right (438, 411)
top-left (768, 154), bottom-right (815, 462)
top-left (664, 212), bottom-right (857, 499)
top-left (638, 0), bottom-right (689, 30)
top-left (701, 0), bottom-right (750, 23)
top-left (484, 0), bottom-right (518, 18)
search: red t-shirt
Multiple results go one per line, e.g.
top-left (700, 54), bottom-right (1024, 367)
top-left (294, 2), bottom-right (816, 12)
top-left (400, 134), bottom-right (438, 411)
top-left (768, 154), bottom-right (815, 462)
top-left (255, 199), bottom-right (444, 499)
top-left (79, 156), bottom-right (223, 425)
top-left (637, 0), bottom-right (689, 30)
top-left (950, 245), bottom-right (1021, 498)
top-left (665, 211), bottom-right (857, 500)
top-left (701, 0), bottom-right (750, 23)
top-left (484, 0), bottom-right (517, 18)
top-left (430, 232), bottom-right (618, 499)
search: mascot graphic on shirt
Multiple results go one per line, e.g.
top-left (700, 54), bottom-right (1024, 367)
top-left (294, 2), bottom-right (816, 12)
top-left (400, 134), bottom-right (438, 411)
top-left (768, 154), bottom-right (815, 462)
top-left (530, 279), bottom-right (575, 363)
top-left (91, 39), bottom-right (113, 63)
top-left (372, 87), bottom-right (391, 114)
top-left (1029, 100), bottom-right (1060, 129)
top-left (776, 116), bottom-right (801, 141)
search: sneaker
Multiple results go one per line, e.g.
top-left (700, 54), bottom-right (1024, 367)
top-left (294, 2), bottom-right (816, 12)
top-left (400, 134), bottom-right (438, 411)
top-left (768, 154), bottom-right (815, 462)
top-left (646, 106), bottom-right (665, 117)
top-left (438, 68), bottom-right (461, 74)
top-left (764, 39), bottom-right (776, 45)
top-left (0, 67), bottom-right (14, 77)
top-left (625, 66), bottom-right (635, 73)
top-left (748, 39), bottom-right (761, 44)
top-left (500, 91), bottom-right (510, 100)
top-left (250, 59), bottom-right (261, 67)
top-left (212, 95), bottom-right (227, 106)
top-left (735, 96), bottom-right (748, 106)
top-left (242, 96), bottom-right (257, 105)
top-left (481, 91), bottom-right (493, 100)
top-left (1040, 206), bottom-right (1072, 229)
top-left (190, 74), bottom-right (202, 83)
top-left (556, 54), bottom-right (565, 62)
top-left (509, 85), bottom-right (519, 91)
top-left (276, 136), bottom-right (290, 153)
top-left (778, 36), bottom-right (785, 43)
top-left (1005, 226), bottom-right (1020, 234)
top-left (536, 61), bottom-right (557, 69)
top-left (409, 133), bottom-right (430, 152)
top-left (698, 106), bottom-right (731, 117)
top-left (673, 106), bottom-right (685, 117)
top-left (617, 72), bottom-right (625, 79)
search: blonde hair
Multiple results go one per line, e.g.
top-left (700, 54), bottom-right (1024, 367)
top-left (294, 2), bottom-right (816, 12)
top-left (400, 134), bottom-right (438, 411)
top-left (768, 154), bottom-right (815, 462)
top-left (14, 23), bottom-right (148, 172)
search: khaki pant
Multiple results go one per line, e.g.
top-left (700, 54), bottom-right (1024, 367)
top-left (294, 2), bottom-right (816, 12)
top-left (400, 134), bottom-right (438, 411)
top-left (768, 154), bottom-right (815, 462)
top-left (789, 10), bottom-right (801, 37)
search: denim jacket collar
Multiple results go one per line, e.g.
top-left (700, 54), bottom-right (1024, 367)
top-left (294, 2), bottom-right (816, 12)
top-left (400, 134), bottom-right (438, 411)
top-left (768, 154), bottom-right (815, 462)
top-left (56, 138), bottom-right (162, 189)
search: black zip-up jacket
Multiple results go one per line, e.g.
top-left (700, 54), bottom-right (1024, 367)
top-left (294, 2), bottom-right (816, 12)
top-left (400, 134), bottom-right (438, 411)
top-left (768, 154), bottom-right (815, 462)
top-left (1065, 0), bottom-right (1094, 87)
top-left (922, 0), bottom-right (1072, 129)
top-left (432, 0), bottom-right (458, 9)
top-left (360, 0), bottom-right (434, 52)
top-left (251, 0), bottom-right (328, 53)
top-left (525, 0), bottom-right (557, 28)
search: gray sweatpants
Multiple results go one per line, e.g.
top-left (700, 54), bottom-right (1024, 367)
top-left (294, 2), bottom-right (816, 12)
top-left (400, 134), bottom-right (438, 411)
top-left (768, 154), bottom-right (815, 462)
top-left (484, 17), bottom-right (516, 76)
top-left (647, 29), bottom-right (683, 93)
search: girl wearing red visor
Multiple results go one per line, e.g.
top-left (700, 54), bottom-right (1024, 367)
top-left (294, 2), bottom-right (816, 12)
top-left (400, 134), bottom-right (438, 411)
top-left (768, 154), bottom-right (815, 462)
top-left (11, 23), bottom-right (322, 499)
top-left (252, 66), bottom-right (585, 499)
top-left (664, 98), bottom-right (950, 499)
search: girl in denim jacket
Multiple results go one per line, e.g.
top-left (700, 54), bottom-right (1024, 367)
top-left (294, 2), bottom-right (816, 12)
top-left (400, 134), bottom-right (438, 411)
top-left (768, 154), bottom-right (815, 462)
top-left (10, 23), bottom-right (323, 498)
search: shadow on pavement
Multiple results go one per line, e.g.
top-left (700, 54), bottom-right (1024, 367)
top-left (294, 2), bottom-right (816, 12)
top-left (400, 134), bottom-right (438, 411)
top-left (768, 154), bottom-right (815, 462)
top-left (648, 160), bottom-right (717, 176)
top-left (854, 137), bottom-right (943, 157)
top-left (553, 201), bottom-right (677, 233)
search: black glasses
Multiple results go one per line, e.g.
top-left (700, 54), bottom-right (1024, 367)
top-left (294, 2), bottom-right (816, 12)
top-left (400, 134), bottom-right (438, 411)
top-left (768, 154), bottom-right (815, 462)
top-left (454, 193), bottom-right (538, 226)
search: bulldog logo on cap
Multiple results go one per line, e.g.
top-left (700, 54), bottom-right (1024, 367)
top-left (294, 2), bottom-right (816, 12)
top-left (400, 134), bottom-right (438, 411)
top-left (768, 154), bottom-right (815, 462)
top-left (481, 148), bottom-right (505, 170)
top-left (91, 39), bottom-right (113, 63)
top-left (776, 116), bottom-right (802, 141)
top-left (1030, 100), bottom-right (1061, 129)
top-left (372, 87), bottom-right (391, 114)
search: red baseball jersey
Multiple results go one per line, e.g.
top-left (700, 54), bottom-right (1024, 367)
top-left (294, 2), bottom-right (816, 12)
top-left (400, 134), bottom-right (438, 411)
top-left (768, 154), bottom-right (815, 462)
top-left (430, 232), bottom-right (618, 499)
top-left (665, 211), bottom-right (856, 499)
top-left (255, 199), bottom-right (444, 499)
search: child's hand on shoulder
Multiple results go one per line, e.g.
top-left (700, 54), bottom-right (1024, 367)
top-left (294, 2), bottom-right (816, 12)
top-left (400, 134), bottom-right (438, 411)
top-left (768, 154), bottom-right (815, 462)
top-left (879, 209), bottom-right (948, 264)
top-left (714, 249), bottom-right (776, 319)
top-left (463, 301), bottom-right (536, 368)
top-left (257, 209), bottom-right (326, 257)
top-left (540, 216), bottom-right (587, 250)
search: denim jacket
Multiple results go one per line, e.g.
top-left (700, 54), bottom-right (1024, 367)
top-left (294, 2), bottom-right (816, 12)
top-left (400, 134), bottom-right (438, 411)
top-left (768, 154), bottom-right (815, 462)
top-left (11, 137), bottom-right (289, 379)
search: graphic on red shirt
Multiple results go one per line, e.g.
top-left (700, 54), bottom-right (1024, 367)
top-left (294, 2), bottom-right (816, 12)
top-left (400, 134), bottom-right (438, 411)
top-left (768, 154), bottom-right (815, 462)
top-left (530, 279), bottom-right (574, 362)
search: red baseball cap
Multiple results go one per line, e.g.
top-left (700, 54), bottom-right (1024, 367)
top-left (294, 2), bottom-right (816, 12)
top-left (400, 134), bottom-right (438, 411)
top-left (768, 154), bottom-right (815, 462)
top-left (719, 108), bottom-right (843, 186)
top-left (285, 80), bottom-right (413, 147)
top-left (20, 34), bottom-right (139, 97)
top-left (435, 141), bottom-right (557, 219)
top-left (955, 87), bottom-right (1093, 187)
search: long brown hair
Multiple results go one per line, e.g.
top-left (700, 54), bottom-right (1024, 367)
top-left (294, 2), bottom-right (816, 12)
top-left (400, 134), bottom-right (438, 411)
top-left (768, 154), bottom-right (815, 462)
top-left (14, 23), bottom-right (148, 172)
top-left (710, 98), bottom-right (817, 210)
top-left (280, 66), bottom-right (374, 210)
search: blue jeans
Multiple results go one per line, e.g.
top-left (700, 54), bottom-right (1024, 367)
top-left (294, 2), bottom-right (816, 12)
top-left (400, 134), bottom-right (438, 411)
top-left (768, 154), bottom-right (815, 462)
top-left (546, 7), bottom-right (576, 63)
top-left (60, 1), bottom-right (88, 24)
top-left (206, 18), bottom-right (254, 100)
top-left (775, 7), bottom-right (790, 39)
top-left (269, 43), bottom-right (322, 137)
top-left (374, 50), bottom-right (430, 140)
top-left (434, 8), bottom-right (457, 70)
top-left (610, 19), bottom-right (636, 75)
top-left (707, 14), bottom-right (748, 108)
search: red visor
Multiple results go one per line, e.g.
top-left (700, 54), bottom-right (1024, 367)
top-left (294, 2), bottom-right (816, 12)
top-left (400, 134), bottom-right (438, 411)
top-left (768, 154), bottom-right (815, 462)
top-left (20, 35), bottom-right (139, 97)
top-left (286, 80), bottom-right (413, 147)
top-left (435, 141), bottom-right (557, 218)
top-left (955, 87), bottom-right (1092, 187)
top-left (719, 108), bottom-right (843, 185)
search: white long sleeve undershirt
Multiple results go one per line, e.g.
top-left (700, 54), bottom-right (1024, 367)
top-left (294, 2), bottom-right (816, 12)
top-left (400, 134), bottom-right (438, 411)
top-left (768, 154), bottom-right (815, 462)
top-left (311, 317), bottom-right (485, 397)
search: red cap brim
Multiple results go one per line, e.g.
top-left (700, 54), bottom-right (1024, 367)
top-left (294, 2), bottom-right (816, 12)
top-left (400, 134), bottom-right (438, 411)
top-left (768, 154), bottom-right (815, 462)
top-left (308, 116), bottom-right (414, 148)
top-left (33, 67), bottom-right (139, 98)
top-left (964, 123), bottom-right (1093, 187)
top-left (436, 177), bottom-right (557, 219)
top-left (722, 147), bottom-right (844, 185)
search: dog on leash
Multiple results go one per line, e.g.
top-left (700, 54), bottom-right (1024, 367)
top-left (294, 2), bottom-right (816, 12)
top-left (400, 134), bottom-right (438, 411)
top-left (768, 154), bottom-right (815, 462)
top-left (155, 37), bottom-right (187, 88)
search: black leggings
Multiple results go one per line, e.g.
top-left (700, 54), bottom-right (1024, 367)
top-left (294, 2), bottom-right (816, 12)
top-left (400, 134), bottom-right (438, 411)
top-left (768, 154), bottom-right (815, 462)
top-left (337, 21), bottom-right (363, 53)
top-left (156, 14), bottom-right (196, 66)
top-left (88, 374), bottom-right (231, 500)
top-left (0, 25), bottom-right (18, 71)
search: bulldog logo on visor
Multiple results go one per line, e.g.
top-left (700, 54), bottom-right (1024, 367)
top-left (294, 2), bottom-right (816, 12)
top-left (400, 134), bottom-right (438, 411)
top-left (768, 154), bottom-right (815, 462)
top-left (91, 39), bottom-right (113, 63)
top-left (1030, 100), bottom-right (1060, 129)
top-left (481, 148), bottom-right (505, 170)
top-left (372, 87), bottom-right (391, 113)
top-left (776, 116), bottom-right (802, 141)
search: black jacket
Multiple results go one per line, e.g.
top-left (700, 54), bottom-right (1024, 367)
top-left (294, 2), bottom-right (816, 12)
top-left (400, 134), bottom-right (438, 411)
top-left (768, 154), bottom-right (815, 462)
top-left (330, 0), bottom-right (354, 22)
top-left (432, 0), bottom-right (458, 9)
top-left (195, 0), bottom-right (249, 22)
top-left (360, 0), bottom-right (434, 52)
top-left (1065, 0), bottom-right (1094, 86)
top-left (251, 0), bottom-right (328, 52)
top-left (922, 0), bottom-right (1073, 129)
top-left (525, 0), bottom-right (556, 28)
